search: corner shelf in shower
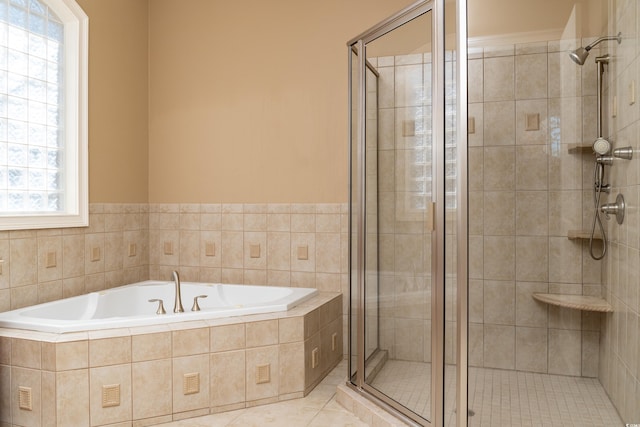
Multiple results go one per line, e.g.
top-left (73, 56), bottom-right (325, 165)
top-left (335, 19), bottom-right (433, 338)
top-left (567, 144), bottom-right (594, 154)
top-left (567, 230), bottom-right (603, 240)
top-left (532, 293), bottom-right (613, 312)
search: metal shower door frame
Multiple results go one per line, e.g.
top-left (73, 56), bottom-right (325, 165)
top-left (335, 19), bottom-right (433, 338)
top-left (346, 0), bottom-right (468, 425)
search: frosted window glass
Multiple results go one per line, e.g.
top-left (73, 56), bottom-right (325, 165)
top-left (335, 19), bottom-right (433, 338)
top-left (29, 0), bottom-right (45, 13)
top-left (7, 119), bottom-right (26, 142)
top-left (46, 147), bottom-right (59, 167)
top-left (45, 81), bottom-right (56, 102)
top-left (0, 142), bottom-right (6, 164)
top-left (8, 96), bottom-right (27, 120)
top-left (0, 95), bottom-right (6, 116)
top-left (8, 167), bottom-right (26, 187)
top-left (0, 48), bottom-right (6, 70)
top-left (47, 191), bottom-right (58, 209)
top-left (29, 57), bottom-right (46, 80)
top-left (45, 102), bottom-right (56, 125)
top-left (28, 13), bottom-right (44, 34)
top-left (28, 168), bottom-right (43, 188)
top-left (8, 73), bottom-right (26, 96)
top-left (8, 50), bottom-right (27, 74)
top-left (29, 100), bottom-right (46, 123)
top-left (8, 191), bottom-right (25, 209)
top-left (8, 6), bottom-right (26, 29)
top-left (46, 168), bottom-right (58, 189)
top-left (29, 34), bottom-right (45, 58)
top-left (7, 142), bottom-right (26, 165)
top-left (28, 191), bottom-right (43, 209)
top-left (0, 0), bottom-right (64, 213)
top-left (28, 145), bottom-right (44, 166)
top-left (28, 123), bottom-right (44, 145)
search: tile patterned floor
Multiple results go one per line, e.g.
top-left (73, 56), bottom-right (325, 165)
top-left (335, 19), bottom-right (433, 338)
top-left (467, 366), bottom-right (624, 426)
top-left (153, 360), bottom-right (368, 427)
top-left (155, 359), bottom-right (625, 427)
top-left (370, 360), bottom-right (625, 426)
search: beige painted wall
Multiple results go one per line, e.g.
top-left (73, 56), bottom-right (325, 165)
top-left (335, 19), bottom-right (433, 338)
top-left (147, 0), bottom-right (414, 204)
top-left (80, 0), bottom-right (604, 204)
top-left (468, 0), bottom-right (606, 40)
top-left (79, 0), bottom-right (149, 203)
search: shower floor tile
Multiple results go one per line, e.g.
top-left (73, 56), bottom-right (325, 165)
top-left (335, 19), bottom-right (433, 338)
top-left (151, 359), bottom-right (623, 426)
top-left (369, 360), bottom-right (624, 426)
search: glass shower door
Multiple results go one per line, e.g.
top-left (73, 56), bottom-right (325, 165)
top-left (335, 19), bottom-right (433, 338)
top-left (363, 9), bottom-right (435, 421)
top-left (348, 2), bottom-right (446, 425)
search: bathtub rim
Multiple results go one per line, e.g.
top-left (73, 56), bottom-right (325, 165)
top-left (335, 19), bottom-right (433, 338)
top-left (0, 291), bottom-right (341, 343)
top-left (0, 280), bottom-right (321, 335)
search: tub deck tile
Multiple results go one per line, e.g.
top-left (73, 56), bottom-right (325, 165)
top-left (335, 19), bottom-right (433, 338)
top-left (0, 293), bottom-right (343, 427)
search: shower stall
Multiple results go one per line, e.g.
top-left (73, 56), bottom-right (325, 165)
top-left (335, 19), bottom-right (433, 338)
top-left (348, 0), bottom-right (639, 425)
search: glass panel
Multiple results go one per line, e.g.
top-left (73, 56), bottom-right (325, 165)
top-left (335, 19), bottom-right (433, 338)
top-left (362, 10), bottom-right (433, 422)
top-left (444, 0), bottom-right (460, 423)
top-left (349, 45), bottom-right (360, 383)
top-left (364, 61), bottom-right (378, 368)
top-left (466, 1), bottom-right (637, 425)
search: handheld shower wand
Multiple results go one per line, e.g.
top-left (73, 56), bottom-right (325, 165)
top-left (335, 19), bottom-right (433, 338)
top-left (569, 35), bottom-right (623, 260)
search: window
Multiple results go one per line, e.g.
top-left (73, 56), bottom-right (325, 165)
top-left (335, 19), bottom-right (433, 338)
top-left (0, 0), bottom-right (87, 230)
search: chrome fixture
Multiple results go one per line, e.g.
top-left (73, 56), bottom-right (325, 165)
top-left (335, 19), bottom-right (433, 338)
top-left (569, 32), bottom-right (622, 65)
top-left (593, 137), bottom-right (611, 155)
top-left (191, 295), bottom-right (207, 311)
top-left (594, 54), bottom-right (610, 143)
top-left (613, 146), bottom-right (633, 160)
top-left (571, 46), bottom-right (630, 260)
top-left (595, 146), bottom-right (634, 165)
top-left (172, 270), bottom-right (184, 313)
top-left (601, 193), bottom-right (625, 225)
top-left (148, 298), bottom-right (166, 315)
top-left (589, 54), bottom-right (613, 260)
top-left (596, 155), bottom-right (613, 166)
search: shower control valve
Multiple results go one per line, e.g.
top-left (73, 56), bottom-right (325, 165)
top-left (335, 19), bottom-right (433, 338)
top-left (596, 155), bottom-right (613, 165)
top-left (600, 193), bottom-right (625, 225)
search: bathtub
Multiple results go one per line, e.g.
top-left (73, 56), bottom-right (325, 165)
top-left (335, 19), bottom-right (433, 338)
top-left (0, 280), bottom-right (318, 333)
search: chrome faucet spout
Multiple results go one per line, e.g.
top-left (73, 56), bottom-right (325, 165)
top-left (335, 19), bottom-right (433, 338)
top-left (172, 270), bottom-right (184, 313)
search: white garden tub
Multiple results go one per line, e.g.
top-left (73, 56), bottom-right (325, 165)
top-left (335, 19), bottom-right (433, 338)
top-left (0, 280), bottom-right (318, 333)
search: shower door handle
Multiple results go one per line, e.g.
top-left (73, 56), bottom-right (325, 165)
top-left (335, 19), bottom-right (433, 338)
top-left (425, 202), bottom-right (435, 232)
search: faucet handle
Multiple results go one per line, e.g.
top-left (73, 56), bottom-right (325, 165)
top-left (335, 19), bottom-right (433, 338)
top-left (148, 299), bottom-right (166, 315)
top-left (191, 295), bottom-right (208, 312)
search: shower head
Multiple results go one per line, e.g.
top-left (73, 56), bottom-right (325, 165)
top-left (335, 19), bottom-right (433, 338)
top-left (569, 47), bottom-right (590, 65)
top-left (569, 32), bottom-right (622, 65)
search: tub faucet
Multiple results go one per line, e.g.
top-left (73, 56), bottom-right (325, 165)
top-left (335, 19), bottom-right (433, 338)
top-left (172, 270), bottom-right (184, 313)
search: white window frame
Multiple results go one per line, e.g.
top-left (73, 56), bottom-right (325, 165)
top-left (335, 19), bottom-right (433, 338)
top-left (0, 0), bottom-right (88, 230)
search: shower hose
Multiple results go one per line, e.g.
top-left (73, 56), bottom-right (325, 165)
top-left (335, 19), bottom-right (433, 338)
top-left (590, 161), bottom-right (607, 260)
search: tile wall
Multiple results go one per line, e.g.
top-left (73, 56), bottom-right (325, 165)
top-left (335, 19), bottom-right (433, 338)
top-left (0, 202), bottom-right (350, 352)
top-left (146, 203), bottom-right (348, 294)
top-left (0, 293), bottom-right (343, 426)
top-left (0, 204), bottom-right (150, 313)
top-left (600, 0), bottom-right (640, 422)
top-left (468, 39), bottom-right (604, 377)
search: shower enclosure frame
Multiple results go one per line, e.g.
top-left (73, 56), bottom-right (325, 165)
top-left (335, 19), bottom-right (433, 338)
top-left (347, 0), bottom-right (468, 426)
